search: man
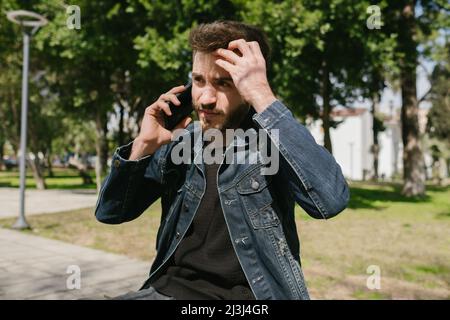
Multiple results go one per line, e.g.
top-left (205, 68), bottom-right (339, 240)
top-left (95, 20), bottom-right (349, 300)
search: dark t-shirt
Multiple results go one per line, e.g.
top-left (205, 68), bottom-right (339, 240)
top-left (150, 161), bottom-right (255, 300)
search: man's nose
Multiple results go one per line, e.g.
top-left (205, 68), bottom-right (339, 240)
top-left (198, 88), bottom-right (217, 109)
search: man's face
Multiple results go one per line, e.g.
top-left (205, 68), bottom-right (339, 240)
top-left (191, 51), bottom-right (249, 132)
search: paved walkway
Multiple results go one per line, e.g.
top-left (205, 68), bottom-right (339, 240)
top-left (0, 228), bottom-right (150, 299)
top-left (0, 188), bottom-right (98, 218)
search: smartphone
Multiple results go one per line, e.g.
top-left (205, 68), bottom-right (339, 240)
top-left (164, 81), bottom-right (193, 130)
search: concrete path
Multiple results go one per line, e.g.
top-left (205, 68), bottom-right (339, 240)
top-left (0, 228), bottom-right (150, 300)
top-left (0, 188), bottom-right (98, 218)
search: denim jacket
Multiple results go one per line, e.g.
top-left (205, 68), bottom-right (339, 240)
top-left (95, 100), bottom-right (349, 300)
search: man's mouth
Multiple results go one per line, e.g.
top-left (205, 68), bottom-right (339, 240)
top-left (199, 109), bottom-right (220, 117)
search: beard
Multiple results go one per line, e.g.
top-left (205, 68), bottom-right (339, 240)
top-left (193, 102), bottom-right (250, 132)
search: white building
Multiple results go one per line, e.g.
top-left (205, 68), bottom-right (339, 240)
top-left (307, 107), bottom-right (407, 181)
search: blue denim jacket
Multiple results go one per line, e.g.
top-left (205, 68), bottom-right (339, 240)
top-left (95, 100), bottom-right (349, 300)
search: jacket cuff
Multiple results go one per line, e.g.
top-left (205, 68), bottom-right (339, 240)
top-left (252, 100), bottom-right (293, 130)
top-left (112, 141), bottom-right (152, 172)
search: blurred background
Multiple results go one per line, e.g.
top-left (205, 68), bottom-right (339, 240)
top-left (0, 0), bottom-right (448, 300)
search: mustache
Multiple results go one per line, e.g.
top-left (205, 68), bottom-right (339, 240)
top-left (193, 103), bottom-right (222, 114)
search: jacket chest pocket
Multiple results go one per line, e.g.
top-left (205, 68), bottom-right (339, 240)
top-left (236, 170), bottom-right (279, 229)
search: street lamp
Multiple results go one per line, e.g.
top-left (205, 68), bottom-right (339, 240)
top-left (6, 10), bottom-right (48, 229)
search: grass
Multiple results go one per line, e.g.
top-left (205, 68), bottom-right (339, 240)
top-left (0, 168), bottom-right (96, 189)
top-left (297, 181), bottom-right (450, 300)
top-left (0, 181), bottom-right (449, 300)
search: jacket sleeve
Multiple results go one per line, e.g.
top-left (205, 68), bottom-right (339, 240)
top-left (94, 141), bottom-right (169, 224)
top-left (253, 100), bottom-right (350, 219)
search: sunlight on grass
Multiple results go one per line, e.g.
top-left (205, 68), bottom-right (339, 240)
top-left (0, 168), bottom-right (96, 189)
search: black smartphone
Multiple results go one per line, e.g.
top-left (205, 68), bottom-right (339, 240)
top-left (164, 81), bottom-right (193, 130)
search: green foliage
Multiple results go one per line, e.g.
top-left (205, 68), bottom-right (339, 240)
top-left (0, 0), bottom-right (448, 177)
top-left (373, 112), bottom-right (387, 134)
top-left (425, 48), bottom-right (450, 161)
top-left (426, 54), bottom-right (450, 142)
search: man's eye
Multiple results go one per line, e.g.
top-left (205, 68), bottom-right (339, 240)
top-left (217, 81), bottom-right (230, 87)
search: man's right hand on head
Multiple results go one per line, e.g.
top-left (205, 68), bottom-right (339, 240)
top-left (129, 85), bottom-right (192, 161)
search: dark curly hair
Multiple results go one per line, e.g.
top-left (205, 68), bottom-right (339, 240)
top-left (189, 20), bottom-right (271, 64)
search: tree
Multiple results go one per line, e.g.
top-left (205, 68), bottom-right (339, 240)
top-left (0, 0), bottom-right (54, 187)
top-left (0, 0), bottom-right (22, 169)
top-left (53, 117), bottom-right (96, 185)
top-left (381, 0), bottom-right (449, 196)
top-left (361, 2), bottom-right (398, 180)
top-left (426, 44), bottom-right (450, 184)
top-left (398, 1), bottom-right (426, 196)
top-left (238, 0), bottom-right (384, 155)
top-left (33, 0), bottom-right (151, 190)
top-left (427, 63), bottom-right (450, 142)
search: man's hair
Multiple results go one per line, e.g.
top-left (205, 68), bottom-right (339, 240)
top-left (189, 20), bottom-right (271, 64)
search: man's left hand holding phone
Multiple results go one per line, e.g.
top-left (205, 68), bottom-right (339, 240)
top-left (129, 81), bottom-right (193, 161)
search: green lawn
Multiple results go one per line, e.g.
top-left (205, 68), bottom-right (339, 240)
top-left (0, 181), bottom-right (449, 299)
top-left (0, 168), bottom-right (96, 189)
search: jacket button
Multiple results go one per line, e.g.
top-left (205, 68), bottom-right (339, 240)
top-left (175, 232), bottom-right (181, 239)
top-left (113, 159), bottom-right (121, 168)
top-left (183, 203), bottom-right (189, 211)
top-left (251, 179), bottom-right (259, 190)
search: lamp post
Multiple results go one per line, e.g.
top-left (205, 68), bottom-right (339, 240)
top-left (6, 10), bottom-right (48, 229)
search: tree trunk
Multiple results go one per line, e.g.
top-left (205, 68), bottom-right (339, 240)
top-left (95, 110), bottom-right (109, 192)
top-left (118, 101), bottom-right (125, 147)
top-left (399, 1), bottom-right (426, 197)
top-left (321, 60), bottom-right (333, 154)
top-left (371, 93), bottom-right (380, 181)
top-left (68, 155), bottom-right (94, 185)
top-left (28, 153), bottom-right (46, 190)
top-left (46, 148), bottom-right (54, 178)
top-left (0, 140), bottom-right (4, 171)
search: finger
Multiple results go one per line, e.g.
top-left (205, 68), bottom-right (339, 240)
top-left (157, 101), bottom-right (172, 116)
top-left (160, 93), bottom-right (180, 106)
top-left (228, 39), bottom-right (252, 57)
top-left (173, 116), bottom-right (192, 131)
top-left (215, 58), bottom-right (236, 74)
top-left (248, 41), bottom-right (264, 60)
top-left (168, 85), bottom-right (186, 95)
top-left (215, 48), bottom-right (240, 64)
